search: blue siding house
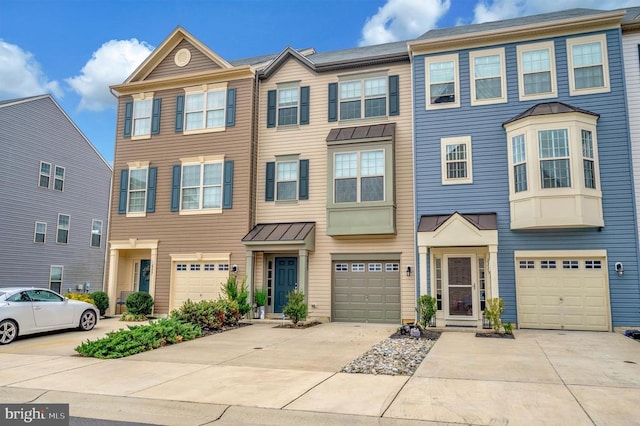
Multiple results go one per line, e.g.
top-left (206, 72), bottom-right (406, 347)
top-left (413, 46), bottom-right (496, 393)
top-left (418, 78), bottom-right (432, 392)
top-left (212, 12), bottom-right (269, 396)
top-left (0, 95), bottom-right (112, 293)
top-left (410, 9), bottom-right (640, 331)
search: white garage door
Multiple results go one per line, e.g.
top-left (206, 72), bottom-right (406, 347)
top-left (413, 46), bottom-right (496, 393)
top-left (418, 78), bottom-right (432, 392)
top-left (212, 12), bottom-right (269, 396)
top-left (515, 255), bottom-right (610, 331)
top-left (170, 261), bottom-right (229, 311)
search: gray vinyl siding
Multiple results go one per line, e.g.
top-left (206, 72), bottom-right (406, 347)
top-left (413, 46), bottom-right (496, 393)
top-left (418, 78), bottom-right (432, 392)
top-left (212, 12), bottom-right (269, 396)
top-left (414, 29), bottom-right (640, 326)
top-left (0, 96), bottom-right (112, 291)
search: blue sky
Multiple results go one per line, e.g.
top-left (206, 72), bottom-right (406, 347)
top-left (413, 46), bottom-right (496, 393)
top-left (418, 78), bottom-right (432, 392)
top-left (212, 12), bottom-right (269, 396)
top-left (1, 0), bottom-right (639, 164)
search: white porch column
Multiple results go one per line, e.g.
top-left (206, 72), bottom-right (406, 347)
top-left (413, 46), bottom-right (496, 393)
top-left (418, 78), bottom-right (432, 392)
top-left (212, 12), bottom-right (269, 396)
top-left (489, 244), bottom-right (499, 299)
top-left (245, 249), bottom-right (254, 299)
top-left (107, 248), bottom-right (119, 316)
top-left (149, 248), bottom-right (158, 302)
top-left (298, 249), bottom-right (308, 297)
top-left (419, 246), bottom-right (428, 296)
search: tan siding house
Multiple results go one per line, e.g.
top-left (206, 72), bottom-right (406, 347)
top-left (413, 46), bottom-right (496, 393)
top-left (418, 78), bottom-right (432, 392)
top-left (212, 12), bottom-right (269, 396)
top-left (244, 44), bottom-right (416, 323)
top-left (106, 27), bottom-right (255, 315)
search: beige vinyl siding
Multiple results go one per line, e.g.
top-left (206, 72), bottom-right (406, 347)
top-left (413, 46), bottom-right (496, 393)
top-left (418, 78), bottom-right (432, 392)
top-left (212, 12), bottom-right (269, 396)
top-left (625, 32), bottom-right (640, 247)
top-left (108, 77), bottom-right (254, 313)
top-left (146, 39), bottom-right (223, 81)
top-left (256, 59), bottom-right (416, 322)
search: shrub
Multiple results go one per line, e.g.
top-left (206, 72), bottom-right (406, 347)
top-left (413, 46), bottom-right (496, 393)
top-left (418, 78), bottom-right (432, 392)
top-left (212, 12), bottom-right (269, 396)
top-left (75, 318), bottom-right (202, 359)
top-left (64, 293), bottom-right (94, 304)
top-left (120, 312), bottom-right (148, 322)
top-left (126, 292), bottom-right (154, 316)
top-left (503, 322), bottom-right (513, 335)
top-left (221, 275), bottom-right (251, 318)
top-left (217, 298), bottom-right (240, 326)
top-left (283, 291), bottom-right (307, 325)
top-left (90, 291), bottom-right (109, 316)
top-left (485, 297), bottom-right (504, 333)
top-left (170, 299), bottom-right (226, 330)
top-left (416, 294), bottom-right (437, 328)
top-left (254, 288), bottom-right (267, 307)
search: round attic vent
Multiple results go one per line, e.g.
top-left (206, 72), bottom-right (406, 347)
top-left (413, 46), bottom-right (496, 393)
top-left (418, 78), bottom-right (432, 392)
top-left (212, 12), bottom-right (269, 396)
top-left (174, 48), bottom-right (191, 67)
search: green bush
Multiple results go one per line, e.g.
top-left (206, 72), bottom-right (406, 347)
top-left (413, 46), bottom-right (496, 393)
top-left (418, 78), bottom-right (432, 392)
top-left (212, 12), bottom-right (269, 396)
top-left (503, 322), bottom-right (513, 335)
top-left (254, 288), bottom-right (267, 307)
top-left (90, 291), bottom-right (109, 316)
top-left (126, 292), bottom-right (154, 315)
top-left (416, 294), bottom-right (437, 328)
top-left (75, 318), bottom-right (202, 359)
top-left (170, 299), bottom-right (225, 329)
top-left (120, 312), bottom-right (148, 322)
top-left (217, 298), bottom-right (240, 326)
top-left (221, 275), bottom-right (251, 318)
top-left (485, 297), bottom-right (504, 333)
top-left (283, 291), bottom-right (307, 325)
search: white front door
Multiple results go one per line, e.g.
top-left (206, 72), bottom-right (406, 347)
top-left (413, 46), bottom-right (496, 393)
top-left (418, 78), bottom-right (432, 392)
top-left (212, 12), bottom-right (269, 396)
top-left (444, 254), bottom-right (477, 320)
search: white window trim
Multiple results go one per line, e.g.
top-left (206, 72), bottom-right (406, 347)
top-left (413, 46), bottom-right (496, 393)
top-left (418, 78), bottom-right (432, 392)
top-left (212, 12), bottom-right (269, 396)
top-left (53, 165), bottom-right (65, 192)
top-left (338, 71), bottom-right (389, 120)
top-left (183, 83), bottom-right (228, 135)
top-left (276, 82), bottom-right (300, 127)
top-left (517, 41), bottom-right (557, 101)
top-left (425, 54), bottom-right (460, 110)
top-left (49, 265), bottom-right (63, 292)
top-left (179, 155), bottom-right (225, 215)
top-left (441, 136), bottom-right (473, 185)
top-left (34, 221), bottom-right (47, 244)
top-left (90, 219), bottom-right (102, 248)
top-left (333, 149), bottom-right (386, 203)
top-left (131, 92), bottom-right (154, 140)
top-left (126, 165), bottom-right (149, 218)
top-left (566, 34), bottom-right (610, 96)
top-left (469, 48), bottom-right (507, 106)
top-left (56, 214), bottom-right (70, 245)
top-left (275, 158), bottom-right (299, 202)
top-left (39, 161), bottom-right (51, 189)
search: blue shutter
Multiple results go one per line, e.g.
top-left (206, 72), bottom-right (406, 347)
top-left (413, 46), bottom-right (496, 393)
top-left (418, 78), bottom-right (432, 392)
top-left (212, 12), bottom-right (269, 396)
top-left (267, 90), bottom-right (276, 128)
top-left (265, 162), bottom-right (275, 201)
top-left (118, 169), bottom-right (128, 214)
top-left (175, 95), bottom-right (184, 132)
top-left (299, 159), bottom-right (309, 200)
top-left (328, 83), bottom-right (337, 122)
top-left (300, 86), bottom-right (310, 125)
top-left (124, 102), bottom-right (133, 137)
top-left (226, 88), bottom-right (236, 127)
top-left (388, 75), bottom-right (399, 116)
top-left (171, 165), bottom-right (181, 212)
top-left (223, 160), bottom-right (234, 209)
top-left (146, 166), bottom-right (157, 213)
top-left (151, 98), bottom-right (162, 135)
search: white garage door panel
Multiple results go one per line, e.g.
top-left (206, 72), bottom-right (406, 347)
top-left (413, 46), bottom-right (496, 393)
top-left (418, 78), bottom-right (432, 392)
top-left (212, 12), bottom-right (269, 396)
top-left (171, 263), bottom-right (228, 311)
top-left (516, 257), bottom-right (609, 331)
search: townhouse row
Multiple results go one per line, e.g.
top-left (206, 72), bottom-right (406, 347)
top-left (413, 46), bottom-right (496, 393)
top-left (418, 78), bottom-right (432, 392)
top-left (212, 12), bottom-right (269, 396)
top-left (105, 7), bottom-right (640, 331)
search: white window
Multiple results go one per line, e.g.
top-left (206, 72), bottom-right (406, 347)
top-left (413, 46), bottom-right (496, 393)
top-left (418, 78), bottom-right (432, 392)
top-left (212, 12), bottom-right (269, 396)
top-left (190, 264), bottom-right (201, 271)
top-left (34, 222), bottom-right (46, 243)
top-left (368, 263), bottom-right (382, 272)
top-left (128, 168), bottom-right (148, 214)
top-left (176, 264), bottom-right (187, 271)
top-left (470, 48), bottom-right (507, 105)
top-left (334, 149), bottom-right (384, 203)
top-left (278, 87), bottom-right (299, 126)
top-left (49, 266), bottom-right (63, 293)
top-left (541, 260), bottom-right (557, 269)
top-left (335, 263), bottom-right (348, 272)
top-left (563, 260), bottom-right (579, 269)
top-left (56, 214), bottom-right (69, 244)
top-left (90, 220), bottom-right (102, 248)
top-left (385, 263), bottom-right (399, 272)
top-left (512, 134), bottom-right (527, 192)
top-left (53, 166), bottom-right (65, 191)
top-left (204, 264), bottom-right (216, 271)
top-left (339, 75), bottom-right (387, 119)
top-left (517, 41), bottom-right (557, 101)
top-left (582, 130), bottom-right (596, 189)
top-left (519, 260), bottom-right (535, 269)
top-left (184, 86), bottom-right (226, 132)
top-left (133, 98), bottom-right (152, 137)
top-left (39, 162), bottom-right (51, 188)
top-left (585, 260), bottom-right (602, 269)
top-left (567, 34), bottom-right (609, 95)
top-left (218, 264), bottom-right (229, 271)
top-left (441, 136), bottom-right (472, 184)
top-left (181, 161), bottom-right (223, 211)
top-left (351, 263), bottom-right (365, 272)
top-left (539, 130), bottom-right (570, 188)
top-left (425, 54), bottom-right (459, 109)
top-left (276, 161), bottom-right (298, 201)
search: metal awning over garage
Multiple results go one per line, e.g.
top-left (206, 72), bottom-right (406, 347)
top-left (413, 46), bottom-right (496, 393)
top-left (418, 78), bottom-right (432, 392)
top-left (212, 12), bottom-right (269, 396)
top-left (242, 222), bottom-right (315, 252)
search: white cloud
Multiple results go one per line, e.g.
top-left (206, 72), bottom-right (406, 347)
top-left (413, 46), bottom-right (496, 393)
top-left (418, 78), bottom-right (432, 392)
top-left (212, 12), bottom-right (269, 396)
top-left (0, 40), bottom-right (63, 99)
top-left (66, 39), bottom-right (153, 111)
top-left (360, 0), bottom-right (451, 46)
top-left (473, 0), bottom-right (640, 23)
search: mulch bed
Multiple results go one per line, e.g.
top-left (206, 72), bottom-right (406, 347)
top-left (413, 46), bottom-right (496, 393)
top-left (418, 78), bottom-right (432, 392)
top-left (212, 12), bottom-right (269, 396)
top-left (274, 320), bottom-right (323, 329)
top-left (475, 332), bottom-right (515, 339)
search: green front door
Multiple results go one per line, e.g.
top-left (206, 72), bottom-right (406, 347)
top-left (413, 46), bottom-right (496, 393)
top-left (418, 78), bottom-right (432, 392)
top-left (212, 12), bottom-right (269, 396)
top-left (139, 259), bottom-right (151, 293)
top-left (275, 257), bottom-right (297, 313)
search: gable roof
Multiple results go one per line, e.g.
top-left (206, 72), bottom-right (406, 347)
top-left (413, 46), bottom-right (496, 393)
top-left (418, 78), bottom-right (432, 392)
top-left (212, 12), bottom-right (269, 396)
top-left (621, 6), bottom-right (640, 30)
top-left (418, 213), bottom-right (497, 232)
top-left (503, 102), bottom-right (599, 126)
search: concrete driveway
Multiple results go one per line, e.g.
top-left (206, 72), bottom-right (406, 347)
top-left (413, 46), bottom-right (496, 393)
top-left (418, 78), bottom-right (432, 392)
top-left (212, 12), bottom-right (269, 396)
top-left (0, 320), bottom-right (639, 425)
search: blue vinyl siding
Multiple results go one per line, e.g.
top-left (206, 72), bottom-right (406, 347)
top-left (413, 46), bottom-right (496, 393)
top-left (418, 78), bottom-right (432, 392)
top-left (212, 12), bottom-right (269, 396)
top-left (413, 29), bottom-right (640, 326)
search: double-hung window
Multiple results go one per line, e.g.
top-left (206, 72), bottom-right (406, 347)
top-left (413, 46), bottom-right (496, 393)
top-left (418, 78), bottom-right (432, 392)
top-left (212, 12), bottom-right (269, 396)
top-left (118, 163), bottom-right (156, 216)
top-left (441, 136), bottom-right (472, 184)
top-left (276, 161), bottom-right (298, 200)
top-left (334, 150), bottom-right (384, 203)
top-left (426, 54), bottom-right (459, 108)
top-left (512, 134), bottom-right (527, 192)
top-left (181, 161), bottom-right (223, 211)
top-left (133, 99), bottom-right (152, 136)
top-left (517, 41), bottom-right (557, 100)
top-left (124, 93), bottom-right (160, 138)
top-left (539, 129), bottom-right (570, 188)
top-left (128, 168), bottom-right (148, 213)
top-left (49, 266), bottom-right (63, 293)
top-left (56, 214), bottom-right (70, 244)
top-left (267, 84), bottom-right (309, 127)
top-left (278, 87), bottom-right (299, 126)
top-left (582, 130), bottom-right (596, 189)
top-left (340, 76), bottom-right (387, 119)
top-left (185, 88), bottom-right (225, 131)
top-left (470, 48), bottom-right (506, 105)
top-left (54, 166), bottom-right (65, 191)
top-left (39, 162), bottom-right (51, 188)
top-left (91, 219), bottom-right (102, 248)
top-left (567, 34), bottom-right (609, 95)
top-left (34, 222), bottom-right (46, 243)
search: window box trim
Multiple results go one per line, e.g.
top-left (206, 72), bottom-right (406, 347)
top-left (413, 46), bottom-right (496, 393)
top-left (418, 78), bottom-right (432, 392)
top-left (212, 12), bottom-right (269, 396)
top-left (517, 41), bottom-right (558, 101)
top-left (425, 53), bottom-right (460, 110)
top-left (469, 48), bottom-right (507, 106)
top-left (566, 34), bottom-right (610, 96)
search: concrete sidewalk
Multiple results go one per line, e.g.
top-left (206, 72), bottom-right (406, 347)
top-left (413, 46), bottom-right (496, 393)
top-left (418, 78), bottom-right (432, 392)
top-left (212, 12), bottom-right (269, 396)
top-left (0, 320), bottom-right (639, 425)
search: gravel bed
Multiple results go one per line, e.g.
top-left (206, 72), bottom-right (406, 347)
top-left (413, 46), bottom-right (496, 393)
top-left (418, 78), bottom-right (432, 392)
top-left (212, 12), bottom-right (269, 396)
top-left (341, 334), bottom-right (438, 376)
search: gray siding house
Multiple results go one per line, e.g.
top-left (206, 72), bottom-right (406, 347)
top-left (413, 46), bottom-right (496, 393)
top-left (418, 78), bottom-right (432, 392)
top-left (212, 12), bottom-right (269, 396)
top-left (0, 95), bottom-right (112, 293)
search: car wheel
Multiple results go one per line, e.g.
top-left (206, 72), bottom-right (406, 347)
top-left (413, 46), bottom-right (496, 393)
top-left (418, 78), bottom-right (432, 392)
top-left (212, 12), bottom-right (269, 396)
top-left (0, 319), bottom-right (18, 344)
top-left (79, 310), bottom-right (97, 331)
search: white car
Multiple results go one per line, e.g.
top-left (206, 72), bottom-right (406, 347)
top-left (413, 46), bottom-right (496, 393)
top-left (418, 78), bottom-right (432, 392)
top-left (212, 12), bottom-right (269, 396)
top-left (0, 287), bottom-right (99, 344)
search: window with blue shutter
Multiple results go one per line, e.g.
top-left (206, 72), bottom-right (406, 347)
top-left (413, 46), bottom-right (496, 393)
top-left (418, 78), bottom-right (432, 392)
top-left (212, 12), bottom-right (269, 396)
top-left (118, 169), bottom-right (129, 214)
top-left (151, 99), bottom-right (162, 135)
top-left (328, 83), bottom-right (337, 122)
top-left (223, 160), bottom-right (234, 209)
top-left (267, 90), bottom-right (277, 128)
top-left (175, 95), bottom-right (184, 132)
top-left (146, 166), bottom-right (157, 213)
top-left (299, 159), bottom-right (309, 200)
top-left (300, 86), bottom-right (310, 125)
top-left (226, 88), bottom-right (236, 127)
top-left (265, 162), bottom-right (275, 201)
top-left (171, 165), bottom-right (181, 212)
top-left (388, 75), bottom-right (399, 116)
top-left (124, 102), bottom-right (133, 137)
